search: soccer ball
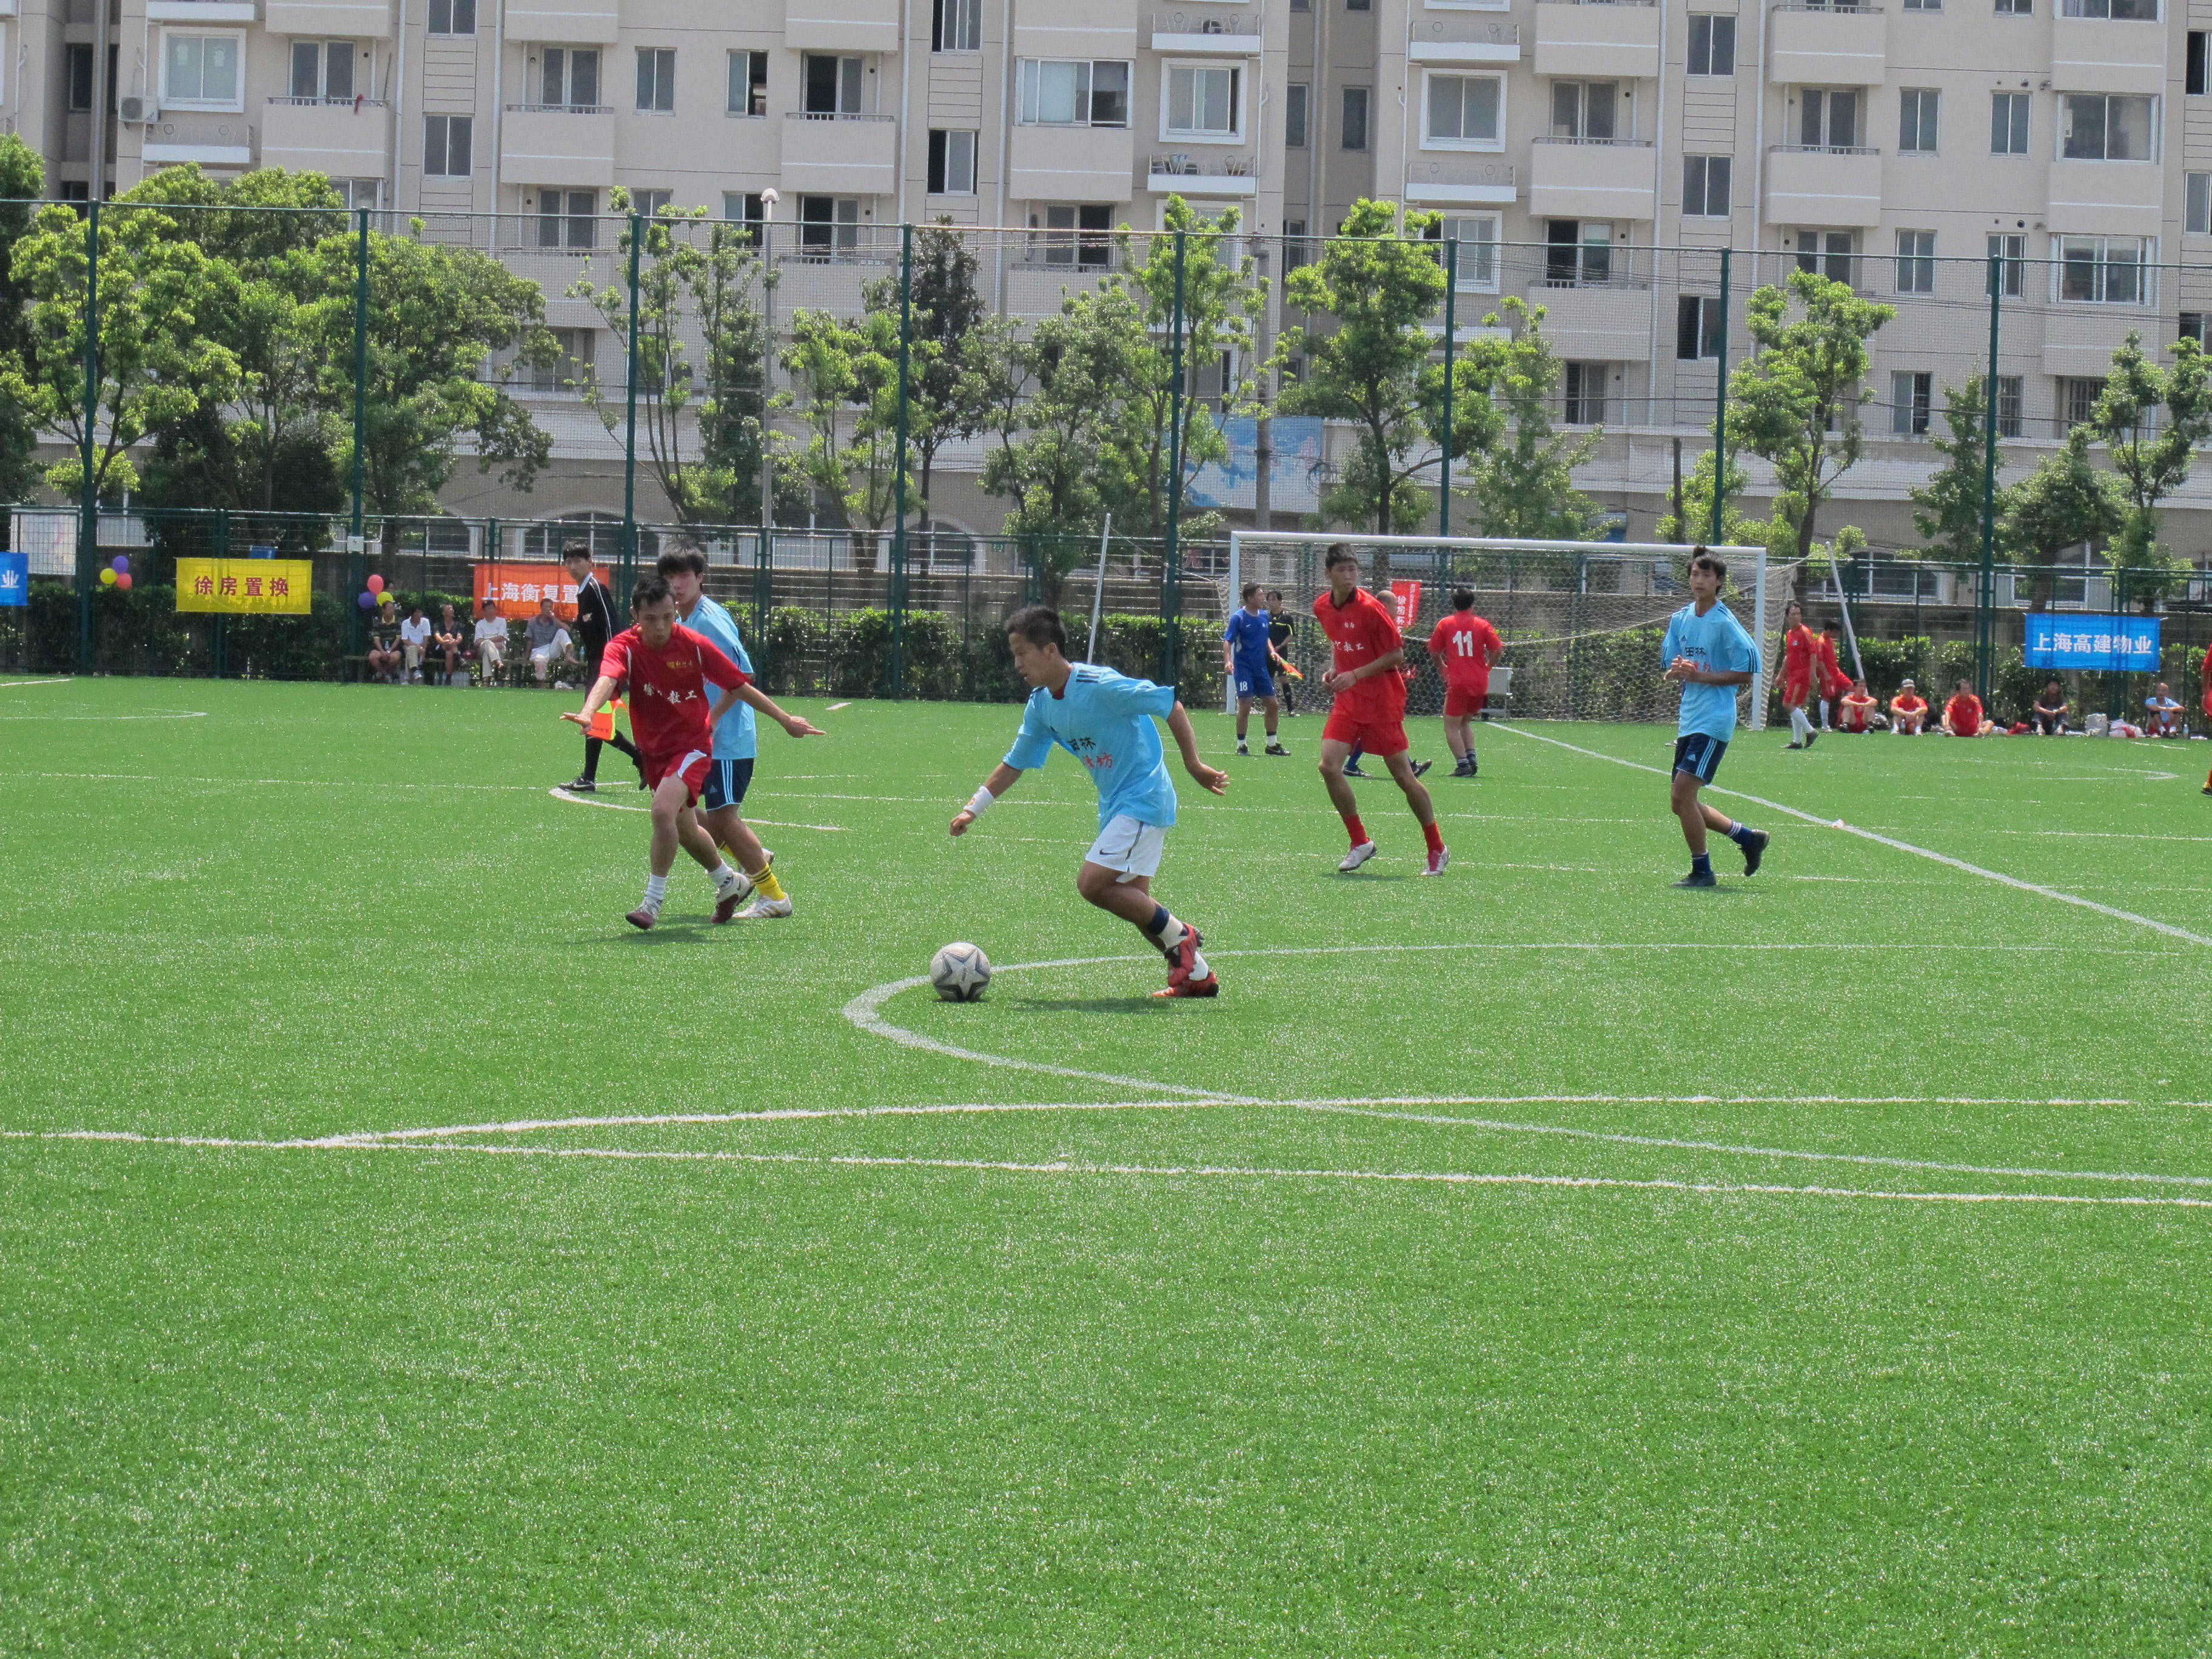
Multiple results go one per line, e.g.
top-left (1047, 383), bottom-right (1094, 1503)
top-left (930, 942), bottom-right (991, 1002)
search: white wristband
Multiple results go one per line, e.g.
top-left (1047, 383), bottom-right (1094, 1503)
top-left (965, 786), bottom-right (996, 817)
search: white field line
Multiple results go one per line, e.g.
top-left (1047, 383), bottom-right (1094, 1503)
top-left (15, 1126), bottom-right (2204, 1208)
top-left (1497, 725), bottom-right (2212, 948)
top-left (825, 702), bottom-right (853, 711)
top-left (546, 786), bottom-right (848, 832)
top-left (0, 677), bottom-right (72, 688)
top-left (0, 711), bottom-right (207, 721)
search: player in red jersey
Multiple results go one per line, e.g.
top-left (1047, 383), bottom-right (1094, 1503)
top-left (1425, 588), bottom-right (1504, 778)
top-left (1778, 600), bottom-right (1818, 748)
top-left (1312, 544), bottom-right (1447, 874)
top-left (1815, 622), bottom-right (1851, 731)
top-left (564, 575), bottom-right (823, 929)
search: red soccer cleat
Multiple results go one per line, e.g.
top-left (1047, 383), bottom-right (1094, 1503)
top-left (625, 906), bottom-right (658, 930)
top-left (1151, 974), bottom-right (1219, 999)
top-left (1165, 922), bottom-right (1205, 990)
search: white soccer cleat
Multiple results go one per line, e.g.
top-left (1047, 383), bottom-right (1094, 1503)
top-left (732, 896), bottom-right (793, 920)
top-left (1420, 846), bottom-right (1451, 876)
top-left (1337, 840), bottom-right (1378, 873)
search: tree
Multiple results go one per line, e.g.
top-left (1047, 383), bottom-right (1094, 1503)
top-left (570, 195), bottom-right (770, 526)
top-left (1464, 297), bottom-right (1598, 540)
top-left (904, 221), bottom-right (992, 537)
top-left (2083, 331), bottom-right (2212, 611)
top-left (1654, 446), bottom-right (1772, 549)
top-left (0, 133), bottom-right (51, 503)
top-left (1726, 269), bottom-right (1895, 564)
top-left (780, 301), bottom-right (902, 545)
top-left (1276, 198), bottom-right (1448, 547)
top-left (2003, 427), bottom-right (2120, 611)
top-left (1907, 372), bottom-right (2005, 570)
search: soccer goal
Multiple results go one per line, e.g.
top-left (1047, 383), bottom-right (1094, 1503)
top-left (1223, 532), bottom-right (1774, 728)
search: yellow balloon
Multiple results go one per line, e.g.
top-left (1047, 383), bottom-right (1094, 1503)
top-left (99, 568), bottom-right (116, 585)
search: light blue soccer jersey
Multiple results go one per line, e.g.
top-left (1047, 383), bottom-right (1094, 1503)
top-left (1661, 600), bottom-right (1760, 741)
top-left (1005, 664), bottom-right (1179, 828)
top-left (678, 593), bottom-right (758, 761)
top-left (1223, 607), bottom-right (1272, 669)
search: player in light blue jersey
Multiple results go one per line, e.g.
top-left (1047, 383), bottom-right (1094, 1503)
top-left (951, 605), bottom-right (1230, 998)
top-left (1221, 582), bottom-right (1289, 757)
top-left (660, 549), bottom-right (798, 921)
top-left (1661, 549), bottom-right (1771, 889)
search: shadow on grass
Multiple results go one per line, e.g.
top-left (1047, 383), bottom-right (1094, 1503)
top-left (1010, 996), bottom-right (1164, 1014)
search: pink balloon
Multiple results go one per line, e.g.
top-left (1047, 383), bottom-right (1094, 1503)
top-left (366, 574), bottom-right (386, 594)
top-left (116, 572), bottom-right (133, 591)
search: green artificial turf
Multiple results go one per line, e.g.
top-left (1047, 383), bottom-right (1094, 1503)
top-left (3, 674), bottom-right (2210, 1655)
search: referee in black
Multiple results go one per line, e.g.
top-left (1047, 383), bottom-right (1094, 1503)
top-left (562, 541), bottom-right (642, 792)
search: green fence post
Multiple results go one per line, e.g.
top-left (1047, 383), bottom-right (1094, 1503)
top-left (890, 223), bottom-right (914, 699)
top-left (1977, 253), bottom-right (2001, 704)
top-left (1709, 246), bottom-right (1730, 545)
top-left (1162, 229), bottom-right (1188, 686)
top-left (620, 209), bottom-right (643, 608)
top-left (77, 199), bottom-right (98, 672)
top-left (214, 506), bottom-right (230, 679)
top-left (1438, 236), bottom-right (1457, 540)
top-left (349, 206), bottom-right (370, 658)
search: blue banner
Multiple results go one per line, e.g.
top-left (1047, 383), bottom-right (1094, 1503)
top-left (0, 551), bottom-right (25, 608)
top-left (2023, 612), bottom-right (2160, 671)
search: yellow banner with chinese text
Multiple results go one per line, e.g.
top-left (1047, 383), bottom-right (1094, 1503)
top-left (175, 558), bottom-right (315, 615)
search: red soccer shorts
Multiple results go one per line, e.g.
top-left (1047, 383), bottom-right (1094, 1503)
top-left (1443, 683), bottom-right (1490, 719)
top-left (642, 747), bottom-right (712, 803)
top-left (1780, 674), bottom-right (1812, 706)
top-left (1324, 708), bottom-right (1410, 756)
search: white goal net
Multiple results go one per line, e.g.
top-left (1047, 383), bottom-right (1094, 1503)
top-left (1222, 534), bottom-right (1775, 729)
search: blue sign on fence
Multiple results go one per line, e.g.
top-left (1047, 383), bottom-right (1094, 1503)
top-left (0, 551), bottom-right (25, 608)
top-left (2024, 612), bottom-right (2161, 671)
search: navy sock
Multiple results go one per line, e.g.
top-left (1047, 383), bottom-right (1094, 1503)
top-left (1145, 903), bottom-right (1171, 939)
top-left (1692, 853), bottom-right (1713, 875)
top-left (1726, 820), bottom-right (1757, 846)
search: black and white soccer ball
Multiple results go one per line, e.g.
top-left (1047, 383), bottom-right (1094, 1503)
top-left (930, 942), bottom-right (991, 1002)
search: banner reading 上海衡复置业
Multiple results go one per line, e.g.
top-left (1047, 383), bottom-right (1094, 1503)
top-left (2023, 612), bottom-right (2160, 672)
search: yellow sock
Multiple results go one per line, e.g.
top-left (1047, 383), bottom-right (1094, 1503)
top-left (751, 866), bottom-right (787, 902)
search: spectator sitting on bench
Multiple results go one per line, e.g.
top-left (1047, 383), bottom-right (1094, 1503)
top-left (473, 598), bottom-right (509, 686)
top-left (1945, 679), bottom-right (1994, 737)
top-left (2032, 680), bottom-right (2069, 736)
top-left (2146, 682), bottom-right (2186, 737)
top-left (430, 602), bottom-right (467, 685)
top-left (526, 598), bottom-right (575, 687)
top-left (1837, 678), bottom-right (1882, 732)
top-left (399, 604), bottom-right (432, 683)
top-left (1889, 679), bottom-right (1928, 734)
top-left (367, 600), bottom-right (403, 684)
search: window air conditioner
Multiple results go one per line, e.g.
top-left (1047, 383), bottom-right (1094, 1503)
top-left (118, 95), bottom-right (153, 123)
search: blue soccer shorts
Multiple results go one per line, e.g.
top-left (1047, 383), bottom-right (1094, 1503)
top-left (701, 757), bottom-right (755, 812)
top-left (1672, 732), bottom-right (1728, 784)
top-left (1234, 665), bottom-right (1276, 700)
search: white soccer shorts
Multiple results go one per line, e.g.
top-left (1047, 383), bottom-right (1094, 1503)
top-left (1084, 814), bottom-right (1168, 882)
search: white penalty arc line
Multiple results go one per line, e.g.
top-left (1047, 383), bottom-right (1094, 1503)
top-left (546, 786), bottom-right (848, 833)
top-left (1496, 724), bottom-right (2212, 948)
top-left (0, 710), bottom-right (207, 721)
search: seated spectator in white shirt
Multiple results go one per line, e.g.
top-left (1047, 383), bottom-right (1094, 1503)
top-left (2032, 680), bottom-right (2069, 736)
top-left (398, 605), bottom-right (432, 682)
top-left (473, 600), bottom-right (509, 686)
top-left (2146, 682), bottom-right (2185, 737)
top-left (525, 599), bottom-right (573, 686)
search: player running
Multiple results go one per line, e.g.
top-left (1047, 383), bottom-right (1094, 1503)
top-left (1816, 622), bottom-right (1851, 731)
top-left (950, 606), bottom-right (1228, 998)
top-left (1426, 588), bottom-right (1503, 777)
top-left (1662, 549), bottom-right (1769, 888)
top-left (1778, 600), bottom-right (1818, 749)
top-left (659, 548), bottom-right (798, 920)
top-left (564, 575), bottom-right (823, 930)
top-left (1313, 543), bottom-right (1447, 875)
top-left (1222, 583), bottom-right (1289, 756)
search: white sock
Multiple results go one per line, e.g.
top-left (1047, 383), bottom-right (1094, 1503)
top-left (1156, 916), bottom-right (1187, 952)
top-left (710, 862), bottom-right (739, 891)
top-left (1187, 950), bottom-right (1212, 979)
top-left (643, 873), bottom-right (668, 908)
top-left (1791, 708), bottom-right (1810, 742)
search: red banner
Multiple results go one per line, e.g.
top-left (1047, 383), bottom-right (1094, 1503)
top-left (472, 561), bottom-right (611, 620)
top-left (1387, 580), bottom-right (1423, 630)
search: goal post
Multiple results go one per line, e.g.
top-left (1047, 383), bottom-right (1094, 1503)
top-left (1223, 532), bottom-right (1772, 730)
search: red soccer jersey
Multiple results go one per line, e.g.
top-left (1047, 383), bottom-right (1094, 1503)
top-left (1781, 626), bottom-right (1817, 689)
top-left (1945, 692), bottom-right (1984, 736)
top-left (1427, 611), bottom-right (1503, 693)
top-left (1816, 634), bottom-right (1850, 696)
top-left (1838, 693), bottom-right (1877, 731)
top-left (599, 623), bottom-right (748, 759)
top-left (1313, 586), bottom-right (1407, 720)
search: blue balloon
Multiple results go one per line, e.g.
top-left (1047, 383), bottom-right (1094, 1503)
top-left (110, 555), bottom-right (129, 574)
top-left (357, 591), bottom-right (376, 609)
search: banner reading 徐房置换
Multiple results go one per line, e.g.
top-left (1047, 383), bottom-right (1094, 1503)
top-left (175, 558), bottom-right (313, 614)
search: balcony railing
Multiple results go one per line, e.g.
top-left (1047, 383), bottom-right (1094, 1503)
top-left (503, 102), bottom-right (614, 114)
top-left (1770, 142), bottom-right (1880, 155)
top-left (1410, 16), bottom-right (1520, 41)
top-left (1772, 2), bottom-right (1882, 11)
top-left (1150, 152), bottom-right (1258, 176)
top-left (1533, 134), bottom-right (1652, 145)
top-left (1535, 0), bottom-right (1655, 7)
top-left (1151, 8), bottom-right (1262, 32)
top-left (267, 95), bottom-right (390, 109)
top-left (785, 110), bottom-right (896, 121)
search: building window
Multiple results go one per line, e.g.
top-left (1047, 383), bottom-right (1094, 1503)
top-left (290, 41), bottom-right (357, 101)
top-left (162, 33), bottom-right (243, 110)
top-left (1994, 0), bottom-right (2029, 12)
top-left (1798, 89), bottom-right (1860, 149)
top-left (1034, 203), bottom-right (1114, 267)
top-left (1285, 82), bottom-right (1309, 147)
top-left (1677, 294), bottom-right (1724, 360)
top-left (1682, 154), bottom-right (1730, 217)
top-left (537, 188), bottom-right (595, 247)
top-left (538, 47), bottom-right (602, 109)
top-left (2062, 377), bottom-right (2106, 426)
top-left (799, 196), bottom-right (864, 255)
top-left (424, 113), bottom-right (473, 176)
top-left (1563, 362), bottom-right (1607, 424)
top-left (721, 191), bottom-right (766, 243)
top-left (532, 327), bottom-right (595, 393)
top-left (727, 50), bottom-right (767, 116)
top-left (1898, 88), bottom-right (1939, 153)
top-left (1988, 232), bottom-right (2026, 295)
top-left (1346, 0), bottom-right (1370, 10)
top-left (928, 129), bottom-right (977, 193)
top-left (332, 178), bottom-right (381, 211)
top-left (1902, 0), bottom-right (1939, 8)
top-left (1425, 213), bottom-right (1500, 288)
top-left (1794, 228), bottom-right (1856, 286)
top-left (2180, 311), bottom-right (2212, 345)
top-left (426, 0), bottom-right (475, 34)
top-left (1284, 218), bottom-right (1308, 268)
top-left (1164, 63), bottom-right (1241, 138)
top-left (629, 189), bottom-right (672, 218)
top-left (1686, 14), bottom-right (1735, 74)
top-left (635, 48), bottom-right (674, 112)
top-left (1890, 370), bottom-right (1932, 435)
top-left (1990, 91), bottom-right (2029, 153)
top-left (802, 54), bottom-right (865, 115)
top-left (2062, 93), bottom-right (2154, 159)
top-left (1996, 374), bottom-right (2023, 435)
top-left (1017, 60), bottom-right (1130, 126)
top-left (2192, 32), bottom-right (2209, 95)
top-left (1341, 85), bottom-right (1370, 150)
top-left (1895, 229), bottom-right (1935, 293)
top-left (933, 0), bottom-right (981, 51)
top-left (2057, 236), bottom-right (2148, 303)
top-left (1545, 219), bottom-right (1612, 286)
top-left (1550, 80), bottom-right (1621, 139)
top-left (66, 43), bottom-right (95, 112)
top-left (1422, 73), bottom-right (1499, 147)
top-left (2061, 0), bottom-right (2154, 15)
